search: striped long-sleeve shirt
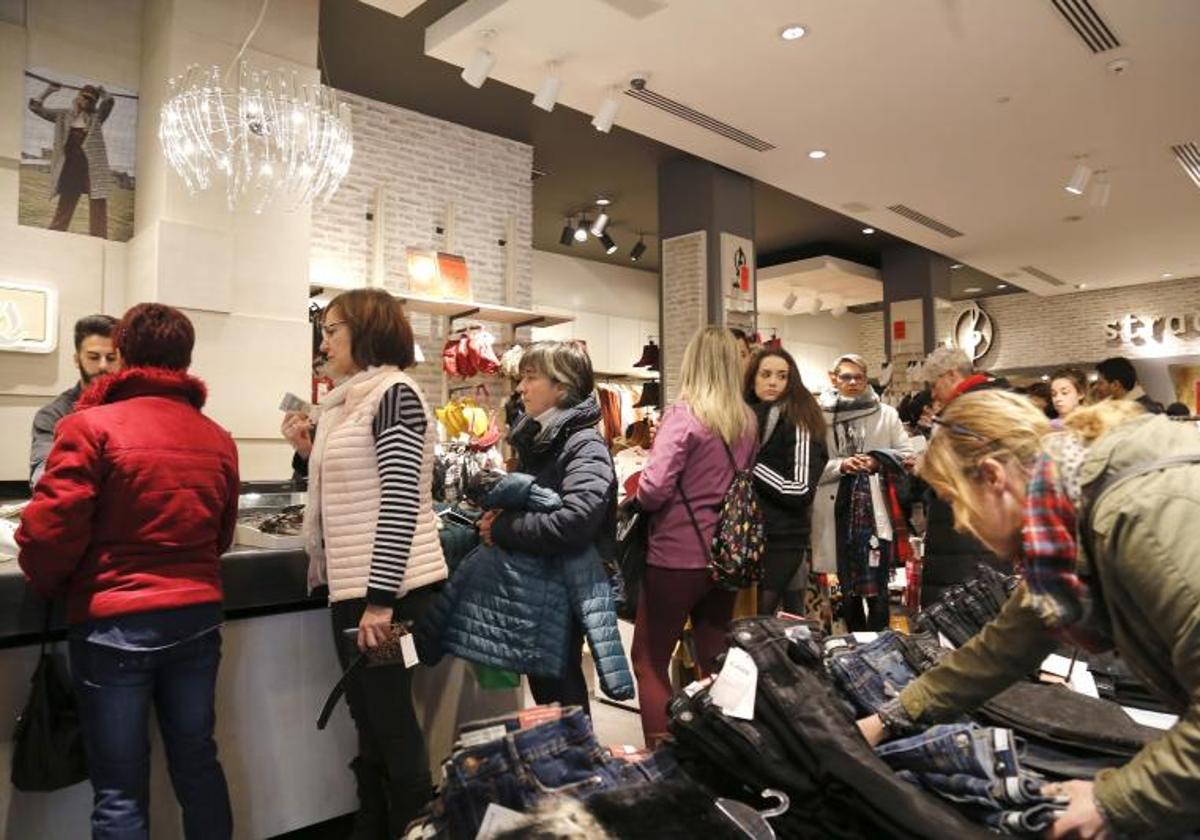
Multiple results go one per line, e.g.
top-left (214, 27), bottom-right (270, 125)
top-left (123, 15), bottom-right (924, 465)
top-left (365, 383), bottom-right (428, 605)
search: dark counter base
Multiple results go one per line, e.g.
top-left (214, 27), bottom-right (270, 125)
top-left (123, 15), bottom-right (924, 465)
top-left (0, 546), bottom-right (322, 649)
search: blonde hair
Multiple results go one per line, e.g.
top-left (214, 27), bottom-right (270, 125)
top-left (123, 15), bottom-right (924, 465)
top-left (679, 326), bottom-right (753, 446)
top-left (920, 390), bottom-right (1050, 542)
top-left (831, 353), bottom-right (868, 375)
top-left (1063, 399), bottom-right (1144, 444)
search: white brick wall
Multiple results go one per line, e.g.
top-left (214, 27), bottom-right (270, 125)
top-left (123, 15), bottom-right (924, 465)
top-left (311, 92), bottom-right (533, 401)
top-left (859, 275), bottom-right (1200, 384)
top-left (661, 232), bottom-right (707, 403)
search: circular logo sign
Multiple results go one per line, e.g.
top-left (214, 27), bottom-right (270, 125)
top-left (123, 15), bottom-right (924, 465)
top-left (954, 305), bottom-right (994, 361)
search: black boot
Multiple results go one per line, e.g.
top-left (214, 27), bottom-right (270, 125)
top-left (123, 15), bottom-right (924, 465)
top-left (348, 757), bottom-right (390, 840)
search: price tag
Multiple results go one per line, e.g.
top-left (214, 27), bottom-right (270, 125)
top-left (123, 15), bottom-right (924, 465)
top-left (710, 648), bottom-right (758, 721)
top-left (400, 632), bottom-right (419, 668)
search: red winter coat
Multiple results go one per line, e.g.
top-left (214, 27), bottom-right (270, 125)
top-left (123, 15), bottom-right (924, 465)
top-left (17, 367), bottom-right (240, 624)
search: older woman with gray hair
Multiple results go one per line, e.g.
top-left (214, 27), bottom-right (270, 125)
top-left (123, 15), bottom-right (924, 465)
top-left (478, 341), bottom-right (617, 711)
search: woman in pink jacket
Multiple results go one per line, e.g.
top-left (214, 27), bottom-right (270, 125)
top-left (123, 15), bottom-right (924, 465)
top-left (633, 326), bottom-right (757, 745)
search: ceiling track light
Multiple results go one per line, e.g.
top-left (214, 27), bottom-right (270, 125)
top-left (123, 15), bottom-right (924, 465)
top-left (574, 218), bottom-right (590, 243)
top-left (599, 231), bottom-right (618, 255)
top-left (590, 210), bottom-right (610, 237)
top-left (1065, 161), bottom-right (1092, 195)
top-left (559, 217), bottom-right (575, 246)
top-left (592, 91), bottom-right (620, 133)
top-left (782, 289), bottom-right (798, 311)
top-left (461, 46), bottom-right (497, 88)
top-left (533, 64), bottom-right (561, 111)
top-left (630, 237), bottom-right (646, 261)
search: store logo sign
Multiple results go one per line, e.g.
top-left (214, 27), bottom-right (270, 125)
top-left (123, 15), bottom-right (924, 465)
top-left (1105, 312), bottom-right (1200, 346)
top-left (953, 305), bottom-right (994, 361)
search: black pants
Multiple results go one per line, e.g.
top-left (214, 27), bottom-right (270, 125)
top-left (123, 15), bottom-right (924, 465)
top-left (331, 590), bottom-right (435, 833)
top-left (527, 618), bottom-right (590, 715)
top-left (758, 546), bottom-right (808, 617)
top-left (844, 593), bottom-right (890, 632)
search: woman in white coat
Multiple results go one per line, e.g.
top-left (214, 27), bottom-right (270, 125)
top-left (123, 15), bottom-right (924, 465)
top-left (811, 354), bottom-right (911, 630)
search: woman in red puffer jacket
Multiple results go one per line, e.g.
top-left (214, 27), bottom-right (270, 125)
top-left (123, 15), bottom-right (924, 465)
top-left (17, 302), bottom-right (239, 839)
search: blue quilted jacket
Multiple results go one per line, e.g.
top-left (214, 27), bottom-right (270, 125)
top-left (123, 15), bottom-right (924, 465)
top-left (419, 402), bottom-right (631, 699)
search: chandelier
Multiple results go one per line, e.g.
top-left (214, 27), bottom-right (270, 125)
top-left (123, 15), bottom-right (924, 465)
top-left (159, 61), bottom-right (353, 213)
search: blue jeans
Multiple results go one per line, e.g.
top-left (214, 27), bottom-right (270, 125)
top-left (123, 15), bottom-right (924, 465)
top-left (69, 630), bottom-right (231, 840)
top-left (875, 723), bottom-right (1020, 779)
top-left (428, 707), bottom-right (674, 838)
top-left (826, 632), bottom-right (918, 715)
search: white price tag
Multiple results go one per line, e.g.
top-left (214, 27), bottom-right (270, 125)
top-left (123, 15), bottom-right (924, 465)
top-left (710, 648), bottom-right (758, 721)
top-left (459, 724), bottom-right (508, 748)
top-left (476, 803), bottom-right (527, 839)
top-left (400, 632), bottom-right (419, 668)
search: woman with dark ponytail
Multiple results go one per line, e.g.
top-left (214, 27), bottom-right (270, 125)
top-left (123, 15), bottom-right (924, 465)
top-left (743, 348), bottom-right (828, 616)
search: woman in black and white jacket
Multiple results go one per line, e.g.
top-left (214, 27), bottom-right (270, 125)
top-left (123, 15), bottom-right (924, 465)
top-left (744, 348), bottom-right (828, 616)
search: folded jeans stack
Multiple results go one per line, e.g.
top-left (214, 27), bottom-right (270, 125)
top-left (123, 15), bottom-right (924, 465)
top-left (824, 630), bottom-right (948, 717)
top-left (912, 564), bottom-right (1015, 647)
top-left (405, 706), bottom-right (676, 839)
top-left (876, 723), bottom-right (1067, 835)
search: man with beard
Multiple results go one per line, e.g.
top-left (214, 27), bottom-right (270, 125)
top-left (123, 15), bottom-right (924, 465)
top-left (29, 314), bottom-right (119, 485)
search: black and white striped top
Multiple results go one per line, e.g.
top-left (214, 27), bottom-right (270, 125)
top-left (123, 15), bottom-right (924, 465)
top-left (365, 383), bottom-right (428, 605)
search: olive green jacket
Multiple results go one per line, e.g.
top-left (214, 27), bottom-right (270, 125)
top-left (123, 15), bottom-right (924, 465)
top-left (898, 415), bottom-right (1200, 838)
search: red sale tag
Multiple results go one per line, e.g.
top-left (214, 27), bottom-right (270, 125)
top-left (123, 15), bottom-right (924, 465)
top-left (893, 321), bottom-right (907, 341)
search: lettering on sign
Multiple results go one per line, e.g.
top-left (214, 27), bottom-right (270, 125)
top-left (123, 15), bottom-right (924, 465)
top-left (953, 305), bottom-right (994, 361)
top-left (1104, 312), bottom-right (1200, 347)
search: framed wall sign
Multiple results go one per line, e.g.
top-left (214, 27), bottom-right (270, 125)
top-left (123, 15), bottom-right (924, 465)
top-left (0, 281), bottom-right (59, 354)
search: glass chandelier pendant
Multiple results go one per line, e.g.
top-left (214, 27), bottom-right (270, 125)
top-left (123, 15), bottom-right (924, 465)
top-left (158, 62), bottom-right (354, 213)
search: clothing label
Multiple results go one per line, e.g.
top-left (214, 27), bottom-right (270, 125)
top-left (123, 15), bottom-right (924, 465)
top-left (518, 705), bottom-right (563, 730)
top-left (475, 803), bottom-right (527, 839)
top-left (458, 724), bottom-right (507, 748)
top-left (851, 632), bottom-right (879, 644)
top-left (1121, 706), bottom-right (1179, 731)
top-left (683, 676), bottom-right (714, 698)
top-left (937, 632), bottom-right (956, 650)
top-left (710, 648), bottom-right (757, 720)
top-left (400, 632), bottom-right (419, 668)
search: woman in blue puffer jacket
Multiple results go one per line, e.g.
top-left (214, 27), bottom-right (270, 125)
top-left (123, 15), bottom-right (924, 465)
top-left (478, 341), bottom-right (620, 714)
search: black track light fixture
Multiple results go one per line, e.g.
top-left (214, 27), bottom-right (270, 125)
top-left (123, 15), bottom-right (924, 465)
top-left (559, 217), bottom-right (575, 246)
top-left (600, 231), bottom-right (618, 255)
top-left (630, 236), bottom-right (646, 261)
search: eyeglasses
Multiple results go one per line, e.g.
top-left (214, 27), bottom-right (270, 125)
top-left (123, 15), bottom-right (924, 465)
top-left (837, 373), bottom-right (866, 383)
top-left (320, 320), bottom-right (347, 339)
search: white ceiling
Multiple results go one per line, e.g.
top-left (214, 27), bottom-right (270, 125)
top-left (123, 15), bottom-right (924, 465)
top-left (424, 0), bottom-right (1200, 297)
top-left (758, 257), bottom-right (882, 315)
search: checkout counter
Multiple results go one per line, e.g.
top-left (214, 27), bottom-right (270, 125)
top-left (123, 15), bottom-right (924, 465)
top-left (0, 482), bottom-right (518, 839)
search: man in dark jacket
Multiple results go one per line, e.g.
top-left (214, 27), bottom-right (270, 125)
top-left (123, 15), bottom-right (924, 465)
top-left (28, 313), bottom-right (118, 486)
top-left (920, 346), bottom-right (1010, 607)
top-left (1094, 356), bottom-right (1164, 414)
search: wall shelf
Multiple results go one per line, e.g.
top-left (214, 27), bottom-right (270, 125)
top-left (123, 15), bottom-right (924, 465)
top-left (309, 283), bottom-right (571, 329)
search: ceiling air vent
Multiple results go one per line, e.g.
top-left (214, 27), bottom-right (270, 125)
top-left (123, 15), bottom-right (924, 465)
top-left (1171, 142), bottom-right (1200, 189)
top-left (886, 204), bottom-right (963, 238)
top-left (1050, 0), bottom-right (1121, 53)
top-left (1019, 265), bottom-right (1068, 287)
top-left (624, 86), bottom-right (775, 152)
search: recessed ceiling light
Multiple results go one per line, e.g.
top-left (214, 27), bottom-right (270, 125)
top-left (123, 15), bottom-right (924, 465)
top-left (964, 286), bottom-right (982, 293)
top-left (808, 149), bottom-right (827, 160)
top-left (997, 283), bottom-right (1008, 289)
top-left (1075, 283), bottom-right (1088, 289)
top-left (862, 227), bottom-right (875, 235)
top-left (1162, 272), bottom-right (1174, 279)
top-left (780, 24), bottom-right (807, 40)
top-left (595, 197), bottom-right (611, 206)
top-left (950, 263), bottom-right (964, 270)
top-left (1041, 375), bottom-right (1050, 382)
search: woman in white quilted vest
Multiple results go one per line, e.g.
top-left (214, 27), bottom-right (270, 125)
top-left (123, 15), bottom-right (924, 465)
top-left (287, 288), bottom-right (447, 838)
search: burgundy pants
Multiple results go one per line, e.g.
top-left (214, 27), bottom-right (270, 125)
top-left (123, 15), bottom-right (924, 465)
top-left (631, 565), bottom-right (736, 744)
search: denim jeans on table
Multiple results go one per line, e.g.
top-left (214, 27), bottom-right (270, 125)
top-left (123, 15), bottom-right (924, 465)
top-left (875, 723), bottom-right (1021, 779)
top-left (69, 630), bottom-right (231, 840)
top-left (425, 706), bottom-right (674, 838)
top-left (825, 632), bottom-right (920, 716)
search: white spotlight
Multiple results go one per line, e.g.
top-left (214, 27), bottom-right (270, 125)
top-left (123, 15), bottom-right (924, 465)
top-left (461, 48), bottom-right (496, 88)
top-left (782, 289), bottom-right (798, 311)
top-left (592, 95), bottom-right (620, 133)
top-left (590, 211), bottom-right (610, 237)
top-left (1065, 162), bottom-right (1091, 195)
top-left (533, 74), bottom-right (561, 112)
top-left (1090, 175), bottom-right (1111, 208)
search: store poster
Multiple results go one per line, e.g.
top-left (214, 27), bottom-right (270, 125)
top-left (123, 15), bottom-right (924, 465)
top-left (20, 67), bottom-right (138, 242)
top-left (1169, 363), bottom-right (1200, 413)
top-left (720, 233), bottom-right (755, 316)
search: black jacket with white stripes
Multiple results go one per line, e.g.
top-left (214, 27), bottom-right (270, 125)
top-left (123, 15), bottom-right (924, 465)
top-left (751, 403), bottom-right (829, 554)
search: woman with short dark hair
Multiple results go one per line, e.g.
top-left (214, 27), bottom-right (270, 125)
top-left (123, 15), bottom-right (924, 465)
top-left (478, 340), bottom-right (617, 711)
top-left (18, 302), bottom-right (239, 838)
top-left (292, 288), bottom-right (447, 835)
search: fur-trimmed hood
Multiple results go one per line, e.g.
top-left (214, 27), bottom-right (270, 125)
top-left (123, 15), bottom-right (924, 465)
top-left (75, 366), bottom-right (208, 412)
